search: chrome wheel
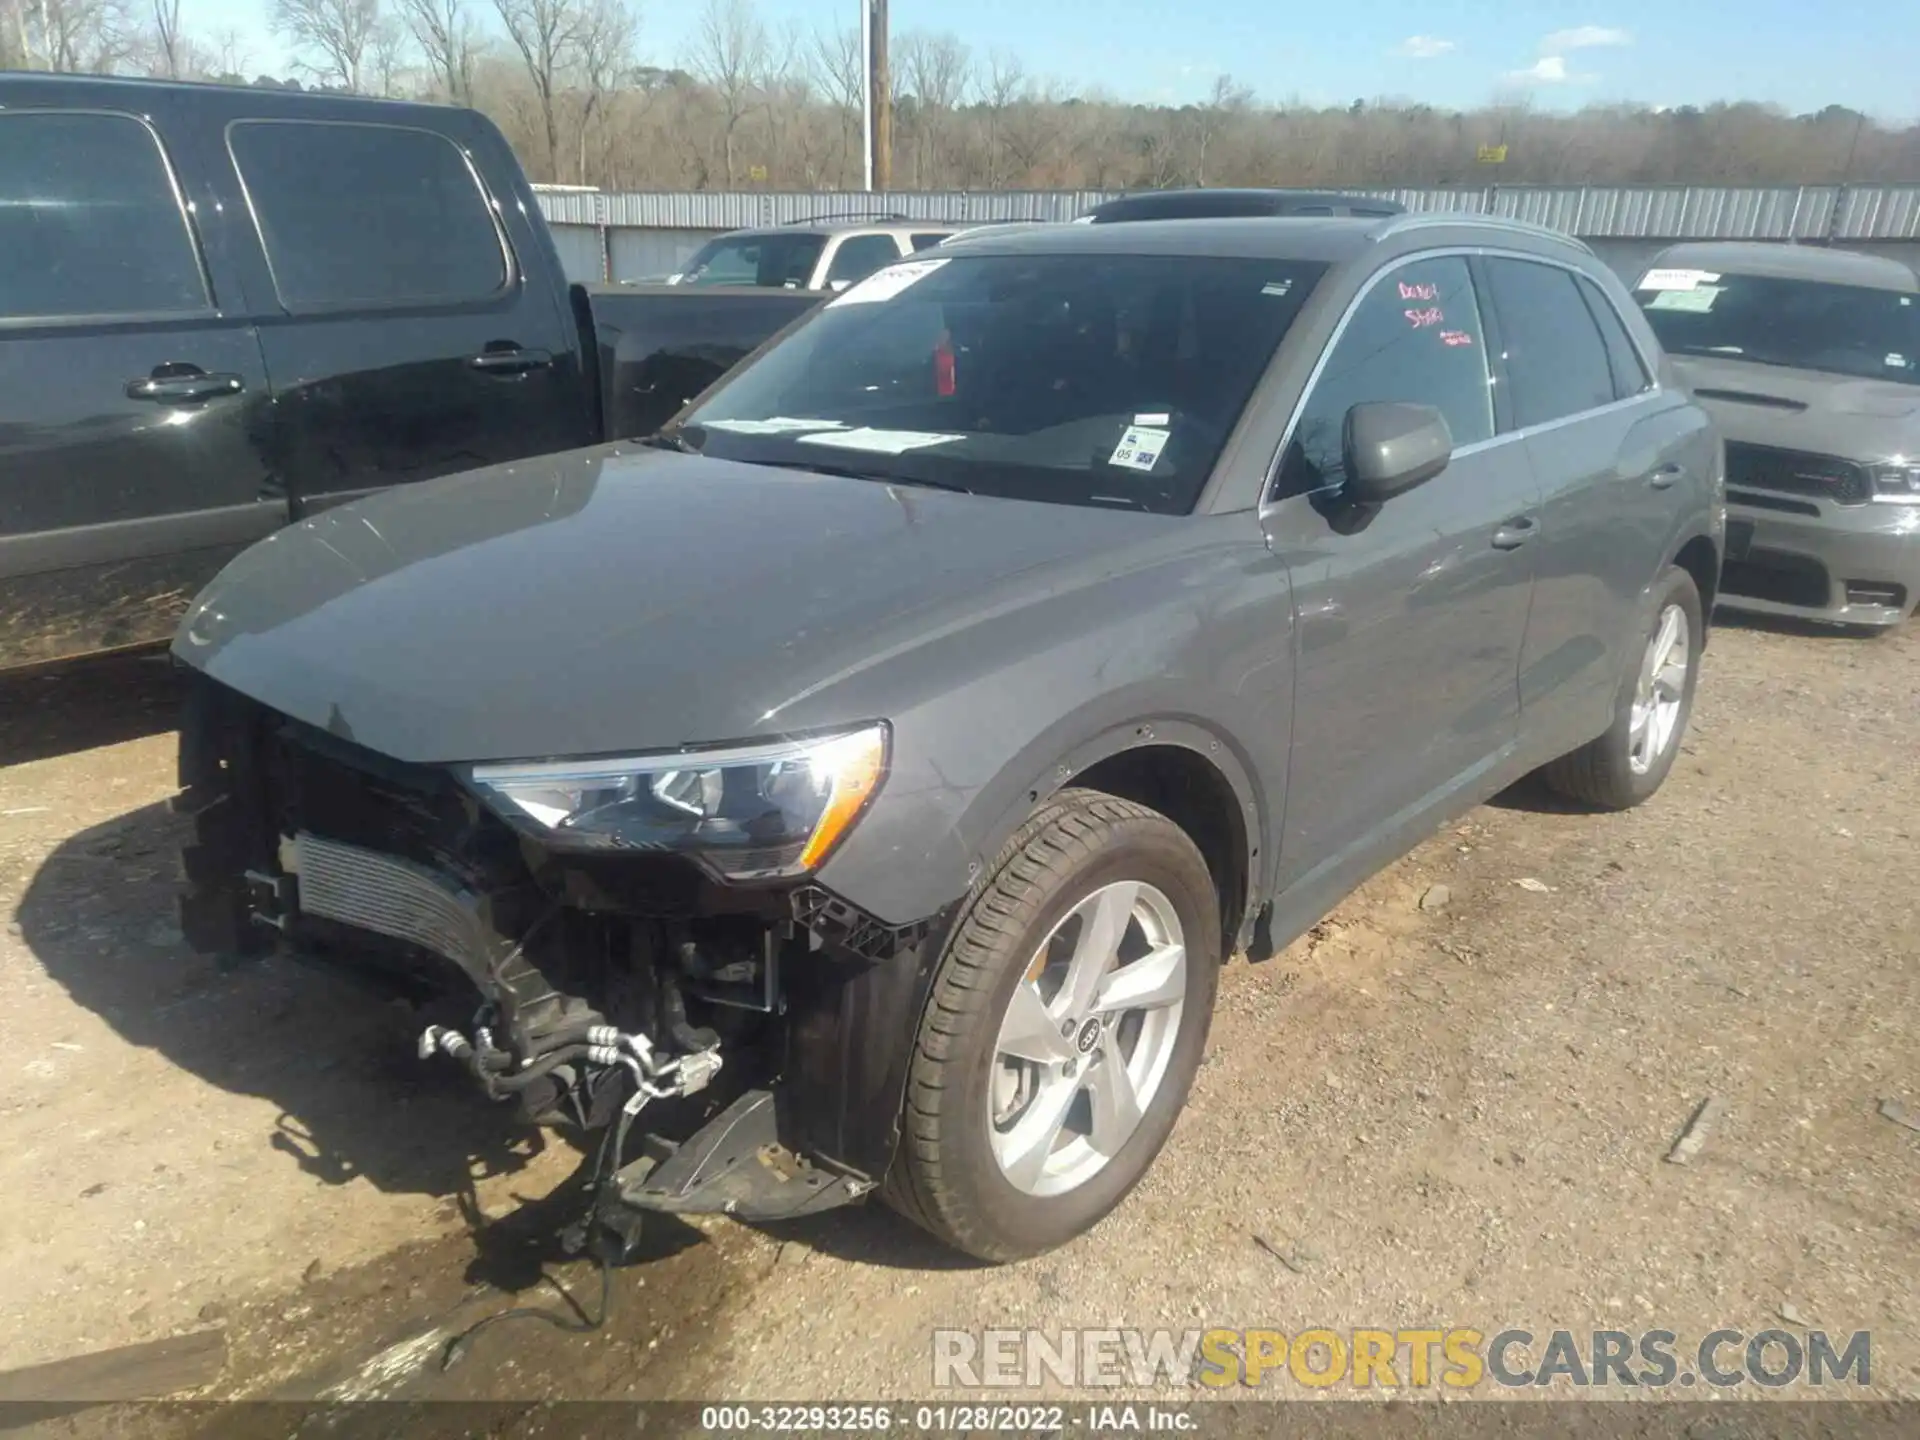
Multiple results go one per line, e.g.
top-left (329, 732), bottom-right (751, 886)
top-left (1628, 601), bottom-right (1690, 775)
top-left (987, 880), bottom-right (1187, 1198)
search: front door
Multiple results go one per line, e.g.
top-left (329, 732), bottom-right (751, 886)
top-left (1259, 252), bottom-right (1540, 894)
top-left (0, 104), bottom-right (278, 666)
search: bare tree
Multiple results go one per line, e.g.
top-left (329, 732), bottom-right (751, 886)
top-left (211, 24), bottom-right (250, 76)
top-left (895, 30), bottom-right (969, 185)
top-left (575, 0), bottom-right (637, 183)
top-left (493, 0), bottom-right (589, 180)
top-left (690, 0), bottom-right (767, 186)
top-left (807, 23), bottom-right (863, 186)
top-left (367, 12), bottom-right (407, 95)
top-left (26, 0), bottom-right (137, 71)
top-left (398, 0), bottom-right (475, 103)
top-left (273, 0), bottom-right (382, 91)
top-left (147, 0), bottom-right (179, 75)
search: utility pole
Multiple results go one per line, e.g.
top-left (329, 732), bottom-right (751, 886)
top-left (860, 0), bottom-right (872, 191)
top-left (868, 0), bottom-right (891, 191)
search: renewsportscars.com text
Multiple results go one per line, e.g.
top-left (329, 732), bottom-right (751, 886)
top-left (932, 1327), bottom-right (1872, 1391)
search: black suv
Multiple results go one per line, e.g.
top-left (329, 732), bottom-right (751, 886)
top-left (175, 214), bottom-right (1721, 1261)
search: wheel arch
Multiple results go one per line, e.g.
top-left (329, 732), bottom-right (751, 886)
top-left (1669, 530), bottom-right (1721, 646)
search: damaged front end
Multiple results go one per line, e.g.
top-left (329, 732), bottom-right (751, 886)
top-left (173, 673), bottom-right (950, 1237)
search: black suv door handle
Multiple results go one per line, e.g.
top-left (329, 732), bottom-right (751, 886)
top-left (125, 369), bottom-right (245, 404)
top-left (469, 345), bottom-right (553, 375)
top-left (1648, 462), bottom-right (1686, 491)
top-left (1491, 516), bottom-right (1537, 551)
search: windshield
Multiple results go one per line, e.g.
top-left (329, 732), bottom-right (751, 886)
top-left (671, 252), bottom-right (1326, 514)
top-left (676, 232), bottom-right (826, 289)
top-left (1634, 271), bottom-right (1920, 385)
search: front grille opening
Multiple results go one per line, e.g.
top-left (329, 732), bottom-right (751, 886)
top-left (1724, 442), bottom-right (1871, 507)
top-left (1721, 549), bottom-right (1832, 610)
top-left (1844, 580), bottom-right (1908, 610)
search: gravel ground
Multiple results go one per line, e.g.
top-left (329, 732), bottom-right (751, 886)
top-left (2, 618), bottom-right (1917, 1410)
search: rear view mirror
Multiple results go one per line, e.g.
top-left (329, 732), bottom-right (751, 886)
top-left (1342, 402), bottom-right (1453, 504)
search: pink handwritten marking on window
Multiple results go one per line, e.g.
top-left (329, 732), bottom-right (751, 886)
top-left (1440, 330), bottom-right (1474, 347)
top-left (1399, 281), bottom-right (1440, 301)
top-left (1405, 306), bottom-right (1445, 328)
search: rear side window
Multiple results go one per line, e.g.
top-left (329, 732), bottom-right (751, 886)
top-left (1278, 254), bottom-right (1494, 497)
top-left (1576, 274), bottom-right (1652, 399)
top-left (0, 111), bottom-right (207, 322)
top-left (1483, 258), bottom-right (1617, 428)
top-left (825, 234), bottom-right (904, 287)
top-left (229, 121), bottom-right (507, 310)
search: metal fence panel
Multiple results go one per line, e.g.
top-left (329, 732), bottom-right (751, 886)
top-left (546, 222), bottom-right (605, 283)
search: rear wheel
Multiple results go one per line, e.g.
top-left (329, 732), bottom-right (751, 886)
top-left (884, 789), bottom-right (1220, 1261)
top-left (1541, 566), bottom-right (1703, 810)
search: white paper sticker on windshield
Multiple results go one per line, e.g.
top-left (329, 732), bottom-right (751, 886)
top-left (1109, 426), bottom-right (1169, 472)
top-left (703, 417), bottom-right (846, 435)
top-left (826, 258), bottom-right (950, 307)
top-left (1640, 268), bottom-right (1721, 291)
top-left (797, 427), bottom-right (965, 453)
top-left (1647, 287), bottom-right (1721, 312)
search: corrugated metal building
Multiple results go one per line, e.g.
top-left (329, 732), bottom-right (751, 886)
top-left (537, 184), bottom-right (1920, 285)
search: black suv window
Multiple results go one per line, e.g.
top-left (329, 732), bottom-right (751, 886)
top-left (826, 235), bottom-right (903, 287)
top-left (1633, 270), bottom-right (1920, 386)
top-left (0, 112), bottom-right (207, 323)
top-left (229, 121), bottom-right (507, 310)
top-left (1483, 258), bottom-right (1617, 428)
top-left (1278, 254), bottom-right (1492, 497)
top-left (1576, 274), bottom-right (1652, 399)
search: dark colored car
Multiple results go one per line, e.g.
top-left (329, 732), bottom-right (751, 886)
top-left (173, 214), bottom-right (1722, 1261)
top-left (1078, 189), bottom-right (1407, 224)
top-left (1632, 241), bottom-right (1920, 628)
top-left (0, 74), bottom-right (817, 669)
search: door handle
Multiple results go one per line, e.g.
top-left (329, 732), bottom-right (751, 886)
top-left (1648, 463), bottom-right (1686, 490)
top-left (469, 346), bottom-right (553, 375)
top-left (125, 370), bottom-right (244, 404)
top-left (1491, 516), bottom-right (1537, 551)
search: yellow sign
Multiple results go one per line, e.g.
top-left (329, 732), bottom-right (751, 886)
top-left (748, 164), bottom-right (769, 182)
top-left (1477, 143), bottom-right (1508, 164)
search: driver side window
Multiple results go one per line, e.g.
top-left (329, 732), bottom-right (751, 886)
top-left (1276, 255), bottom-right (1494, 499)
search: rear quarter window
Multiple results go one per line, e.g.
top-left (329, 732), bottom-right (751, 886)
top-left (229, 120), bottom-right (509, 310)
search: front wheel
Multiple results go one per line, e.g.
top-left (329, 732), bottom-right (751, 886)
top-left (884, 789), bottom-right (1220, 1261)
top-left (1540, 566), bottom-right (1703, 810)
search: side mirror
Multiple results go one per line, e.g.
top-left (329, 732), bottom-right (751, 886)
top-left (1342, 402), bottom-right (1453, 504)
top-left (827, 278), bottom-right (854, 293)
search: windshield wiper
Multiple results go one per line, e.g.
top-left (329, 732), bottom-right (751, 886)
top-left (638, 429), bottom-right (702, 453)
top-left (755, 459), bottom-right (973, 494)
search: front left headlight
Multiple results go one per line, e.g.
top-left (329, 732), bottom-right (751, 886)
top-left (1871, 461), bottom-right (1920, 502)
top-left (466, 723), bottom-right (889, 881)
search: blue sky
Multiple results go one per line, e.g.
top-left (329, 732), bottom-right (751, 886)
top-left (184, 0), bottom-right (1917, 120)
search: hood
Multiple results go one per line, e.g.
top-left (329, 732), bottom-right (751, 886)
top-left (1671, 354), bottom-right (1920, 458)
top-left (174, 443), bottom-right (1172, 763)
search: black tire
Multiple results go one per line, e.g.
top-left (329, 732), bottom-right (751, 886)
top-left (883, 788), bottom-right (1220, 1261)
top-left (1541, 566), bottom-right (1703, 810)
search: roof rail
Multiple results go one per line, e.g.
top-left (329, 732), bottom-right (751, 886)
top-left (782, 211), bottom-right (920, 226)
top-left (1370, 211), bottom-right (1595, 255)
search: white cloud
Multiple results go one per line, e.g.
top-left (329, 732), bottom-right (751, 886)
top-left (1394, 35), bottom-right (1458, 59)
top-left (1541, 25), bottom-right (1633, 51)
top-left (1506, 56), bottom-right (1579, 84)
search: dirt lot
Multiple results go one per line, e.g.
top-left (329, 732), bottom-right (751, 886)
top-left (3, 619), bottom-right (1918, 1408)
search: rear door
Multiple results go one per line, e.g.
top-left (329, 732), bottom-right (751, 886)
top-left (189, 100), bottom-right (595, 515)
top-left (1477, 255), bottom-right (1700, 755)
top-left (1261, 252), bottom-right (1539, 892)
top-left (0, 101), bottom-right (277, 667)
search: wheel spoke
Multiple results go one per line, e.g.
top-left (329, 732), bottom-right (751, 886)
top-left (1087, 1033), bottom-right (1143, 1156)
top-left (1628, 703), bottom-right (1652, 751)
top-left (1650, 606), bottom-right (1681, 675)
top-left (996, 980), bottom-right (1073, 1064)
top-left (996, 1073), bottom-right (1079, 1191)
top-left (1060, 882), bottom-right (1136, 1017)
top-left (1093, 943), bottom-right (1186, 1015)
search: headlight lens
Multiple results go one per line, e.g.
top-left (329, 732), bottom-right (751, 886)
top-left (466, 723), bottom-right (888, 880)
top-left (1871, 462), bottom-right (1920, 502)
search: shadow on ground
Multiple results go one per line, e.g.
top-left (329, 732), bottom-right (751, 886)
top-left (0, 648), bottom-right (182, 766)
top-left (16, 799), bottom-right (561, 1207)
